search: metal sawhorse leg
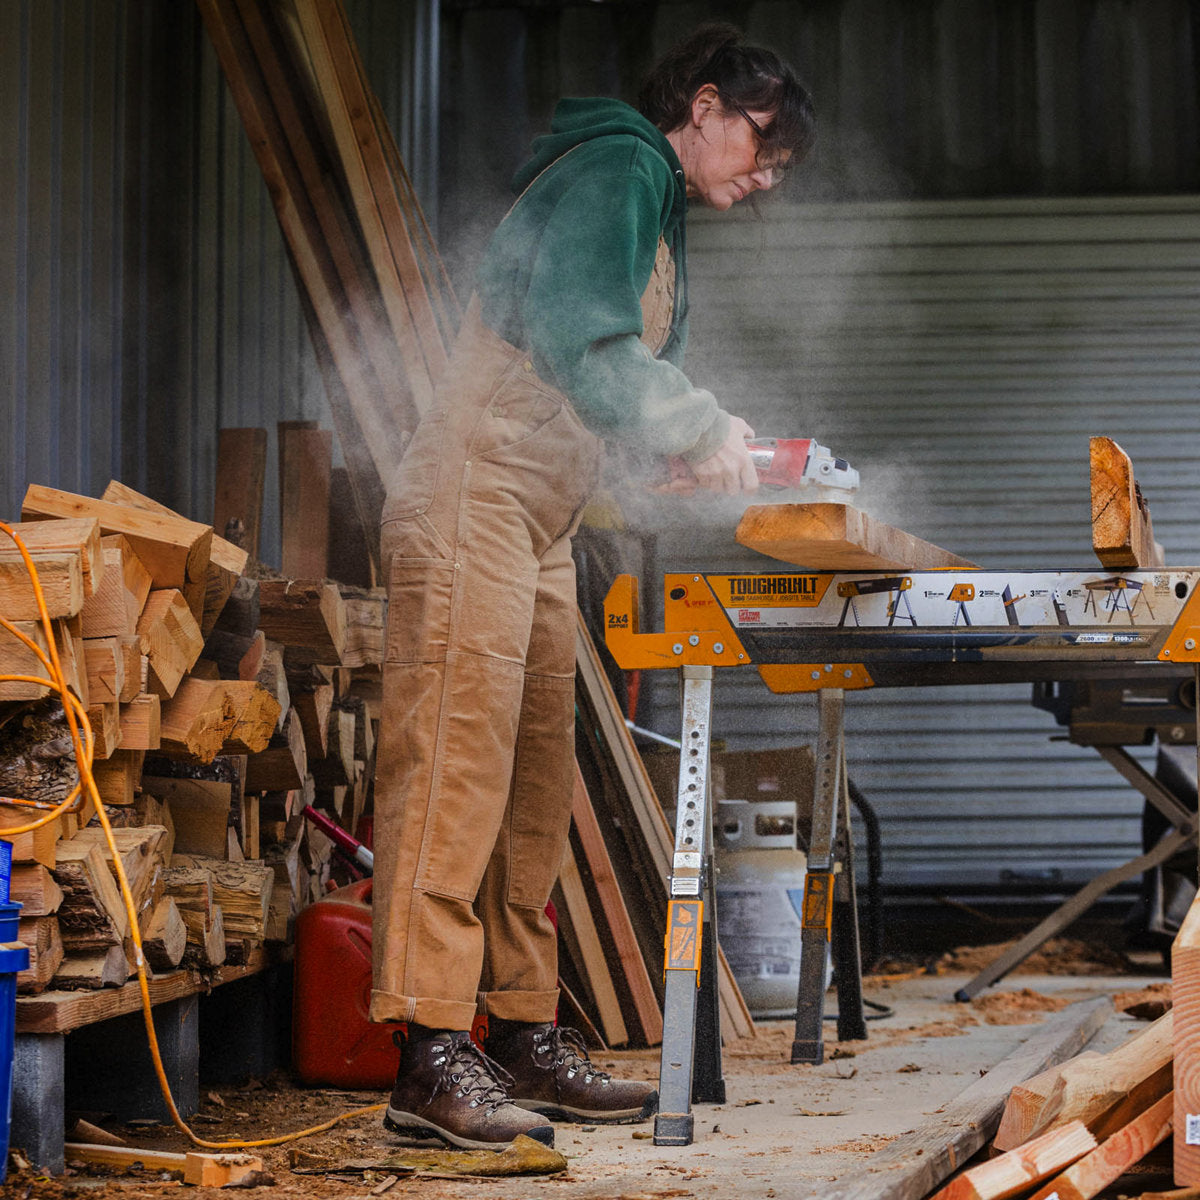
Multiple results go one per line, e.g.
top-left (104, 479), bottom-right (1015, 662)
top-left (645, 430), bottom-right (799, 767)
top-left (791, 687), bottom-right (867, 1063)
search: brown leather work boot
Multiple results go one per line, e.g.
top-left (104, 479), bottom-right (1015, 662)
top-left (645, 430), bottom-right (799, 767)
top-left (487, 1020), bottom-right (658, 1124)
top-left (384, 1027), bottom-right (555, 1150)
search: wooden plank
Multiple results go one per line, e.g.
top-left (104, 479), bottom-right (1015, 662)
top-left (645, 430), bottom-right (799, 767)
top-left (821, 996), bottom-right (1114, 1200)
top-left (0, 518), bottom-right (104, 595)
top-left (555, 842), bottom-right (628, 1049)
top-left (22, 485), bottom-right (212, 593)
top-left (736, 502), bottom-right (977, 570)
top-left (1175, 893), bottom-right (1200, 1184)
top-left (80, 535), bottom-right (152, 640)
top-left (195, 0), bottom-right (409, 489)
top-left (15, 945), bottom-right (273, 1033)
top-left (278, 420), bottom-right (331, 580)
top-left (1091, 436), bottom-right (1166, 569)
top-left (213, 427), bottom-right (268, 561)
top-left (1027, 1091), bottom-right (1173, 1200)
top-left (574, 610), bottom-right (753, 1041)
top-left (287, 0), bottom-right (445, 394)
top-left (570, 764), bottom-right (662, 1047)
top-left (0, 551), bottom-right (84, 621)
top-left (995, 1011), bottom-right (1173, 1150)
top-left (929, 1119), bottom-right (1096, 1200)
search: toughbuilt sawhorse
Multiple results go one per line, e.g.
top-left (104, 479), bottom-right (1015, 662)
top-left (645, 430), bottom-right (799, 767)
top-left (603, 567), bottom-right (1200, 1146)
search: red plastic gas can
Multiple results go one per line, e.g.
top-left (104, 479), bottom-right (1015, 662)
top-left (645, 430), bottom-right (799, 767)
top-left (292, 878), bottom-right (400, 1088)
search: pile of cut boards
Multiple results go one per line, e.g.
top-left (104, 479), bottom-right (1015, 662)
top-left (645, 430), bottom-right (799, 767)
top-left (922, 886), bottom-right (1200, 1200)
top-left (0, 480), bottom-right (383, 993)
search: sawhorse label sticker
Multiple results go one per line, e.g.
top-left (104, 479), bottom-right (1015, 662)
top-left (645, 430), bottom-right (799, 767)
top-left (664, 899), bottom-right (704, 973)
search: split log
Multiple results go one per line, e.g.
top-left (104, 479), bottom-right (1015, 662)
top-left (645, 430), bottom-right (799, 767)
top-left (248, 641), bottom-right (289, 730)
top-left (158, 678), bottom-right (238, 762)
top-left (86, 701), bottom-right (121, 760)
top-left (143, 776), bottom-right (231, 859)
top-left (339, 585), bottom-right (386, 668)
top-left (211, 576), bottom-right (259, 639)
top-left (293, 684), bottom-right (333, 759)
top-left (0, 618), bottom-right (84, 703)
top-left (244, 708), bottom-right (307, 792)
top-left (51, 943), bottom-right (130, 990)
top-left (117, 693), bottom-right (161, 751)
top-left (17, 913), bottom-right (64, 994)
top-left (82, 638), bottom-right (125, 705)
top-left (10, 863), bottom-right (65, 916)
top-left (0, 698), bottom-right (80, 807)
top-left (99, 479), bottom-right (248, 636)
top-left (0, 516), bottom-right (104, 598)
top-left (91, 749), bottom-right (145, 808)
top-left (1027, 1091), bottom-right (1173, 1200)
top-left (1090, 436), bottom-right (1166, 569)
top-left (0, 550), bottom-right (84, 621)
top-left (137, 589), bottom-right (205, 698)
top-left (219, 681), bottom-right (281, 754)
top-left (257, 579), bottom-right (346, 666)
top-left (52, 839), bottom-right (130, 950)
top-left (69, 826), bottom-right (170, 924)
top-left (311, 707), bottom-right (355, 787)
top-left (22, 484), bottom-right (212, 594)
top-left (80, 535), bottom-right (152, 640)
top-left (0, 802), bottom-right (60, 869)
top-left (994, 1011), bottom-right (1173, 1149)
top-left (930, 1120), bottom-right (1097, 1200)
top-left (169, 854), bottom-right (273, 940)
top-left (141, 895), bottom-right (187, 972)
top-left (736, 502), bottom-right (977, 570)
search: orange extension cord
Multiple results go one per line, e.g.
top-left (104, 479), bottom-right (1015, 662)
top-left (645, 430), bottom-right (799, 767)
top-left (0, 521), bottom-right (383, 1150)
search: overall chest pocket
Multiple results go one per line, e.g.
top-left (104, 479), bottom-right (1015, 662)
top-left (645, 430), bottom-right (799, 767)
top-left (468, 369), bottom-right (566, 459)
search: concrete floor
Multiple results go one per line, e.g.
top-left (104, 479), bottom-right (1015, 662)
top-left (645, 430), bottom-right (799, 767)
top-left (456, 967), bottom-right (1170, 1199)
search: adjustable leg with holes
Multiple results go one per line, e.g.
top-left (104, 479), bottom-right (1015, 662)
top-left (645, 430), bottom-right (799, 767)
top-left (792, 688), bottom-right (866, 1063)
top-left (654, 665), bottom-right (724, 1147)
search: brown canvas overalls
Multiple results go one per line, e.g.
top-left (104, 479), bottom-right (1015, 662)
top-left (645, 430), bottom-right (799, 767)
top-left (370, 241), bottom-right (676, 1031)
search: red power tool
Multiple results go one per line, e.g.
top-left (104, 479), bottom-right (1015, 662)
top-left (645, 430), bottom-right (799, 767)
top-left (746, 437), bottom-right (860, 493)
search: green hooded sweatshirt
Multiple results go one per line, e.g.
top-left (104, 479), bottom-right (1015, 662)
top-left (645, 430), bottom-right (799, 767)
top-left (475, 97), bottom-right (730, 464)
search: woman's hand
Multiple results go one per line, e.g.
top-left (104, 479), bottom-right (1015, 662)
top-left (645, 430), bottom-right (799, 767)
top-left (688, 416), bottom-right (759, 495)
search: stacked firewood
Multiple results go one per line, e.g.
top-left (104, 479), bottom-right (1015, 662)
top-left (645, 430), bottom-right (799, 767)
top-left (0, 481), bottom-right (382, 993)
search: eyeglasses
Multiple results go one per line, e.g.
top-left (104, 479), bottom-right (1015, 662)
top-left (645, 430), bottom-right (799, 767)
top-left (728, 100), bottom-right (790, 185)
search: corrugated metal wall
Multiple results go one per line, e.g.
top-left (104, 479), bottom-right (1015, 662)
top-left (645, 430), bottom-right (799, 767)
top-left (634, 194), bottom-right (1200, 890)
top-left (0, 0), bottom-right (436, 568)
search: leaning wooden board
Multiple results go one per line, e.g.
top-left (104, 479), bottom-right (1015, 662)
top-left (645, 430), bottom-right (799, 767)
top-left (736, 503), bottom-right (976, 570)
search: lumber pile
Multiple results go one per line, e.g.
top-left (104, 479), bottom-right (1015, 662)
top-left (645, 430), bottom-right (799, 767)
top-left (923, 1012), bottom-right (1174, 1200)
top-left (1, 478), bottom-right (385, 991)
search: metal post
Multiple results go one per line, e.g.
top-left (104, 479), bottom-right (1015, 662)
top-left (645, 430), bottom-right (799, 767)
top-left (832, 745), bottom-right (867, 1042)
top-left (792, 688), bottom-right (845, 1064)
top-left (654, 665), bottom-right (717, 1146)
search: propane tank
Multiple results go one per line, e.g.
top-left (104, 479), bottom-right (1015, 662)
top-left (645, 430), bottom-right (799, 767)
top-left (714, 798), bottom-right (828, 1018)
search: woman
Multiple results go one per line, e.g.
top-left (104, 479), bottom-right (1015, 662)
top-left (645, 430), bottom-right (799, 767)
top-left (370, 23), bottom-right (815, 1151)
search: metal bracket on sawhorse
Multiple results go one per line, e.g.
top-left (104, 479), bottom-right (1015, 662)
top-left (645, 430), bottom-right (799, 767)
top-left (654, 665), bottom-right (726, 1147)
top-left (792, 688), bottom-right (867, 1064)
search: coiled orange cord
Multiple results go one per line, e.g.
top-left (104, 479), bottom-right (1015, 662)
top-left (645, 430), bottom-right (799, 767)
top-left (0, 522), bottom-right (382, 1149)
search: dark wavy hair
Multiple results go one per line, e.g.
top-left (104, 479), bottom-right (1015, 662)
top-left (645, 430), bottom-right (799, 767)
top-left (638, 23), bottom-right (816, 167)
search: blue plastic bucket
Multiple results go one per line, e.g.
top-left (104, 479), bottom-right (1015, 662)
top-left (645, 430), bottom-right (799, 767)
top-left (0, 840), bottom-right (11, 904)
top-left (0, 930), bottom-right (27, 1182)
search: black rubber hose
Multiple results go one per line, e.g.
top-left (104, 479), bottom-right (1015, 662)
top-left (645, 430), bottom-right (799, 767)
top-left (848, 775), bottom-right (884, 971)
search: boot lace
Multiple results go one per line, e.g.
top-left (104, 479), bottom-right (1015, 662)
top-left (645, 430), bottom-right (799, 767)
top-left (439, 1036), bottom-right (517, 1114)
top-left (536, 1025), bottom-right (611, 1084)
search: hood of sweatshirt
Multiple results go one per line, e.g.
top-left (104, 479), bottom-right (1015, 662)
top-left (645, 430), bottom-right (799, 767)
top-left (511, 97), bottom-right (688, 234)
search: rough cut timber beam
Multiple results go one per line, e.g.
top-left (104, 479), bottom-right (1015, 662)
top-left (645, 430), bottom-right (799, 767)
top-left (1090, 436), bottom-right (1166, 569)
top-left (736, 502), bottom-right (976, 570)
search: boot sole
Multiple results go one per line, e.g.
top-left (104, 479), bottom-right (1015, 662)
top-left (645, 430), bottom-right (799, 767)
top-left (514, 1091), bottom-right (659, 1125)
top-left (383, 1107), bottom-right (555, 1152)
